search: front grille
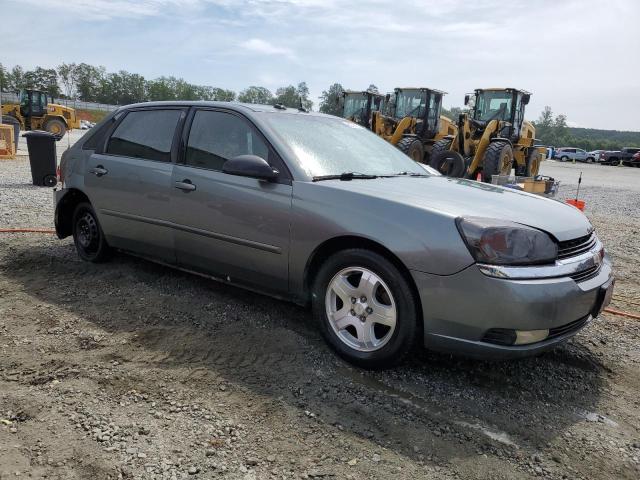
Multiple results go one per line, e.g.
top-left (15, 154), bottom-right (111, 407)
top-left (570, 264), bottom-right (601, 283)
top-left (557, 232), bottom-right (597, 259)
top-left (547, 315), bottom-right (589, 340)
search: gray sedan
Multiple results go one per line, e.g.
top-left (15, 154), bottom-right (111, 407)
top-left (54, 102), bottom-right (614, 368)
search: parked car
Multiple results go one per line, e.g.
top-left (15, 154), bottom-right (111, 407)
top-left (53, 102), bottom-right (614, 368)
top-left (553, 147), bottom-right (588, 162)
top-left (601, 147), bottom-right (640, 166)
top-left (629, 151), bottom-right (640, 167)
top-left (586, 150), bottom-right (605, 163)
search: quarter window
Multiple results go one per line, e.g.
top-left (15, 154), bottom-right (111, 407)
top-left (186, 110), bottom-right (269, 171)
top-left (106, 109), bottom-right (182, 162)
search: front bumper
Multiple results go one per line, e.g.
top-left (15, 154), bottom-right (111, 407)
top-left (411, 253), bottom-right (613, 359)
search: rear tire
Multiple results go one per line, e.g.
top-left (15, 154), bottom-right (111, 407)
top-left (44, 118), bottom-right (67, 137)
top-left (397, 137), bottom-right (424, 163)
top-left (482, 142), bottom-right (513, 182)
top-left (72, 202), bottom-right (111, 263)
top-left (430, 149), bottom-right (466, 177)
top-left (609, 158), bottom-right (620, 166)
top-left (560, 155), bottom-right (569, 162)
top-left (312, 249), bottom-right (419, 369)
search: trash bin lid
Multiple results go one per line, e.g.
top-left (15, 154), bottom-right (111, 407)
top-left (22, 130), bottom-right (61, 140)
top-left (1, 115), bottom-right (20, 124)
top-left (23, 130), bottom-right (56, 138)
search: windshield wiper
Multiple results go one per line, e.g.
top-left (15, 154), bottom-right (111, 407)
top-left (393, 171), bottom-right (429, 177)
top-left (312, 172), bottom-right (379, 182)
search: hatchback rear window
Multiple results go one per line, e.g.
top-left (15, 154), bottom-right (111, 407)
top-left (106, 109), bottom-right (182, 162)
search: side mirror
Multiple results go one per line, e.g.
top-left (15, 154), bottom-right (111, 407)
top-left (223, 155), bottom-right (279, 181)
top-left (464, 94), bottom-right (470, 106)
top-left (385, 93), bottom-right (391, 102)
top-left (522, 94), bottom-right (531, 105)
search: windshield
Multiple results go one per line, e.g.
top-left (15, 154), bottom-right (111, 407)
top-left (262, 113), bottom-right (436, 178)
top-left (343, 94), bottom-right (368, 119)
top-left (475, 91), bottom-right (513, 121)
top-left (395, 90), bottom-right (426, 118)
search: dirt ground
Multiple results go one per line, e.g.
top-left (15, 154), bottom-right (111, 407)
top-left (1, 150), bottom-right (639, 479)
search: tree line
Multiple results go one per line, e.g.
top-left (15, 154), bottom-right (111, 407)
top-left (532, 106), bottom-right (639, 151)
top-left (0, 63), bottom-right (313, 109)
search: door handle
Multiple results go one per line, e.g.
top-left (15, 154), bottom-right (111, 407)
top-left (175, 180), bottom-right (196, 192)
top-left (90, 166), bottom-right (108, 177)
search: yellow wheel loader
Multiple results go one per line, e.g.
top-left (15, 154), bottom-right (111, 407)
top-left (429, 88), bottom-right (543, 182)
top-left (371, 87), bottom-right (457, 163)
top-left (340, 90), bottom-right (386, 129)
top-left (1, 89), bottom-right (80, 137)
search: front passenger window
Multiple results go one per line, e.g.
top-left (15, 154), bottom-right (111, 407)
top-left (186, 110), bottom-right (269, 171)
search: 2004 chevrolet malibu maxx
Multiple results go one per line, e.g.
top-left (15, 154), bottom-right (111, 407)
top-left (54, 102), bottom-right (614, 368)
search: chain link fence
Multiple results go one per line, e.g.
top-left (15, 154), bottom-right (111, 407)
top-left (0, 92), bottom-right (119, 112)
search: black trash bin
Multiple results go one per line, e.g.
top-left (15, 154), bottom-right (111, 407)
top-left (1, 115), bottom-right (20, 150)
top-left (23, 130), bottom-right (58, 187)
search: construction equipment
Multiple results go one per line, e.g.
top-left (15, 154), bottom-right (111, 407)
top-left (429, 88), bottom-right (542, 182)
top-left (340, 90), bottom-right (386, 129)
top-left (1, 89), bottom-right (80, 137)
top-left (371, 87), bottom-right (457, 163)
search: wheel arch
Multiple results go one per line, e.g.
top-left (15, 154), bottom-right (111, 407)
top-left (302, 236), bottom-right (423, 322)
top-left (55, 188), bottom-right (91, 239)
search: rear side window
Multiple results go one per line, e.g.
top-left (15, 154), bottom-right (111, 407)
top-left (185, 110), bottom-right (269, 171)
top-left (106, 109), bottom-right (181, 162)
top-left (82, 117), bottom-right (115, 150)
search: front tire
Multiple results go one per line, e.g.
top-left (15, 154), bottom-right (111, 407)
top-left (44, 118), bottom-right (67, 137)
top-left (397, 137), bottom-right (424, 163)
top-left (312, 249), bottom-right (419, 369)
top-left (72, 202), bottom-right (111, 262)
top-left (430, 149), bottom-right (466, 177)
top-left (482, 142), bottom-right (513, 182)
top-left (525, 148), bottom-right (541, 176)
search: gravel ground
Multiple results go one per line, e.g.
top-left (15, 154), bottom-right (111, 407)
top-left (1, 151), bottom-right (639, 479)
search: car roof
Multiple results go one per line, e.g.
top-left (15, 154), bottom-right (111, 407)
top-left (117, 100), bottom-right (329, 117)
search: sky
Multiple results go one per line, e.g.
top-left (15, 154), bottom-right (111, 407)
top-left (2, 0), bottom-right (639, 131)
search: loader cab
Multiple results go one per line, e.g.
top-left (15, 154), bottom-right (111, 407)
top-left (19, 89), bottom-right (49, 118)
top-left (341, 90), bottom-right (385, 128)
top-left (471, 88), bottom-right (530, 141)
top-left (393, 88), bottom-right (444, 140)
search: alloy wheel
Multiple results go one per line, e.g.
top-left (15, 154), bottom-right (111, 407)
top-left (325, 267), bottom-right (397, 352)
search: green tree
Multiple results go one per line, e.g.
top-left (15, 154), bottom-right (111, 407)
top-left (57, 63), bottom-right (78, 98)
top-left (273, 82), bottom-right (313, 109)
top-left (319, 83), bottom-right (344, 115)
top-left (75, 64), bottom-right (105, 101)
top-left (367, 84), bottom-right (379, 94)
top-left (7, 65), bottom-right (25, 91)
top-left (238, 86), bottom-right (273, 104)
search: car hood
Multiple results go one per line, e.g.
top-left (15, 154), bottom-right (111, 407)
top-left (318, 176), bottom-right (592, 241)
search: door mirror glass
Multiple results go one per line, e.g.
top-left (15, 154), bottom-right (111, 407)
top-left (223, 155), bottom-right (279, 180)
top-left (522, 93), bottom-right (530, 105)
top-left (464, 94), bottom-right (470, 106)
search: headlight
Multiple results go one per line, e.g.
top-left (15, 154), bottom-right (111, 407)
top-left (456, 217), bottom-right (558, 266)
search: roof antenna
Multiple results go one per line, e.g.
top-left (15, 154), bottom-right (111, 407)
top-left (298, 96), bottom-right (308, 113)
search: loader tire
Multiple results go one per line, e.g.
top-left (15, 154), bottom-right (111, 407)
top-left (482, 142), bottom-right (513, 183)
top-left (430, 138), bottom-right (453, 159)
top-left (397, 137), bottom-right (424, 162)
top-left (44, 118), bottom-right (66, 137)
top-left (430, 149), bottom-right (466, 178)
top-left (525, 148), bottom-right (541, 176)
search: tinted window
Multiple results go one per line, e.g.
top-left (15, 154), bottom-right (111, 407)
top-left (106, 109), bottom-right (181, 162)
top-left (186, 110), bottom-right (269, 171)
top-left (83, 117), bottom-right (115, 150)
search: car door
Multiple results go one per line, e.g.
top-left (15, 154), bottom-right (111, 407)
top-left (170, 108), bottom-right (292, 294)
top-left (85, 107), bottom-right (186, 262)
